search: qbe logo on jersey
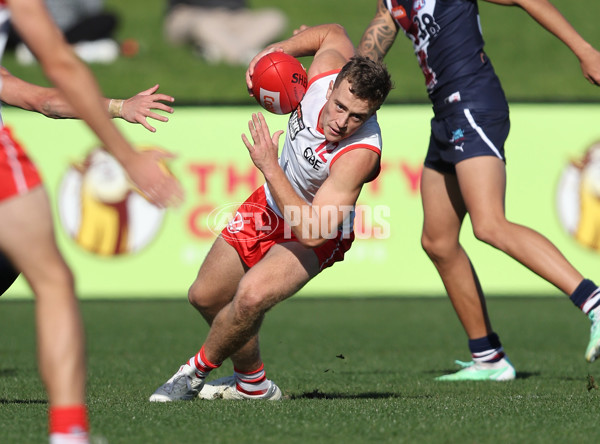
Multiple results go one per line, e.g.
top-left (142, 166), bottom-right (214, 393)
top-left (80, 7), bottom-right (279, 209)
top-left (259, 88), bottom-right (284, 115)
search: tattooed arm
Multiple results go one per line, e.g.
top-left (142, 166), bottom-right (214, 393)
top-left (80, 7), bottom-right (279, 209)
top-left (357, 0), bottom-right (400, 62)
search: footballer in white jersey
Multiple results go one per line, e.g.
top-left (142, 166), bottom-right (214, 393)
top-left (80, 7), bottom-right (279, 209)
top-left (150, 24), bottom-right (393, 405)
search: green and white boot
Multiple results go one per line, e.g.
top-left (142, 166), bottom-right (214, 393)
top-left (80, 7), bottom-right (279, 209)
top-left (585, 306), bottom-right (600, 363)
top-left (435, 357), bottom-right (516, 381)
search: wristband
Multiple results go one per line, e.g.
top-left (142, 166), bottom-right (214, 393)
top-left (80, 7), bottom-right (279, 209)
top-left (108, 99), bottom-right (124, 118)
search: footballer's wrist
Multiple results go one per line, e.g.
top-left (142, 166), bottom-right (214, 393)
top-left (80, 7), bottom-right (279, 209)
top-left (108, 99), bottom-right (124, 118)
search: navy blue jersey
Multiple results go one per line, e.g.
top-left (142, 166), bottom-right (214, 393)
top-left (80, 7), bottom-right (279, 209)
top-left (385, 0), bottom-right (508, 113)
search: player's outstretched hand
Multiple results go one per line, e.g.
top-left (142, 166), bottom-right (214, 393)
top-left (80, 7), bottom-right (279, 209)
top-left (125, 148), bottom-right (184, 208)
top-left (246, 47), bottom-right (284, 96)
top-left (120, 84), bottom-right (175, 132)
top-left (242, 112), bottom-right (283, 177)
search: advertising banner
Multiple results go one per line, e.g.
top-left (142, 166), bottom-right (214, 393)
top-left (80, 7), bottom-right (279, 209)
top-left (3, 104), bottom-right (599, 298)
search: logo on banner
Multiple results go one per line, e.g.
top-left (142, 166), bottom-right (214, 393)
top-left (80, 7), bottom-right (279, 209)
top-left (57, 147), bottom-right (166, 256)
top-left (556, 140), bottom-right (600, 252)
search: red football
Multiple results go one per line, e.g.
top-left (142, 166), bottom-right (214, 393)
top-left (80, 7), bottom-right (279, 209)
top-left (251, 52), bottom-right (308, 115)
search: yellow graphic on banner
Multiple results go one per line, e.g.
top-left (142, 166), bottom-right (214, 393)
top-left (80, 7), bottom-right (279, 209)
top-left (556, 141), bottom-right (600, 251)
top-left (58, 147), bottom-right (166, 256)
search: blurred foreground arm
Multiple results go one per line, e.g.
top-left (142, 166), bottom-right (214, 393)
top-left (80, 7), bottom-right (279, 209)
top-left (7, 0), bottom-right (183, 207)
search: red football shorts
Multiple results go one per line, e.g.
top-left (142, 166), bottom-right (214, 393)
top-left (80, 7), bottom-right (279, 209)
top-left (221, 186), bottom-right (354, 270)
top-left (0, 126), bottom-right (42, 202)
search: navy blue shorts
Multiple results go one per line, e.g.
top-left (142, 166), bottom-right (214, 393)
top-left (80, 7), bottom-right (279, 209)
top-left (425, 108), bottom-right (510, 174)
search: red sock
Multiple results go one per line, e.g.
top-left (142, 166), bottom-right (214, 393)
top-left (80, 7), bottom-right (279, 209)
top-left (49, 405), bottom-right (89, 436)
top-left (188, 345), bottom-right (220, 378)
top-left (234, 363), bottom-right (270, 395)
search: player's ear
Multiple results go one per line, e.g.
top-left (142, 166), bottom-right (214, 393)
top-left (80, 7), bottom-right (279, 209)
top-left (326, 80), bottom-right (334, 99)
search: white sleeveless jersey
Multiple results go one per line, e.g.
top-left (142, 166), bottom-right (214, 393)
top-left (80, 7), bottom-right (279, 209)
top-left (264, 70), bottom-right (383, 216)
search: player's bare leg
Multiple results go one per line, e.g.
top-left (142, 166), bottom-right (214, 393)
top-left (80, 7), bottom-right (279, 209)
top-left (457, 157), bottom-right (600, 363)
top-left (198, 242), bottom-right (319, 400)
top-left (152, 235), bottom-right (264, 402)
top-left (187, 236), bottom-right (260, 371)
top-left (421, 166), bottom-right (514, 381)
top-left (421, 166), bottom-right (492, 339)
top-left (152, 240), bottom-right (321, 401)
top-left (456, 156), bottom-right (583, 293)
top-left (0, 186), bottom-right (86, 405)
top-left (188, 236), bottom-right (247, 323)
top-left (203, 241), bottom-right (319, 365)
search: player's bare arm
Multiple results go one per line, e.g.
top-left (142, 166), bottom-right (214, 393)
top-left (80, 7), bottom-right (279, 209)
top-left (357, 0), bottom-right (399, 62)
top-left (242, 112), bottom-right (378, 247)
top-left (272, 148), bottom-right (378, 247)
top-left (307, 148), bottom-right (379, 237)
top-left (0, 68), bottom-right (174, 132)
top-left (247, 24), bottom-right (355, 93)
top-left (483, 0), bottom-right (600, 85)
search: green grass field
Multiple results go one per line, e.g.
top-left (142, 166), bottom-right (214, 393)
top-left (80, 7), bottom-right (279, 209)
top-left (1, 0), bottom-right (599, 103)
top-left (2, 297), bottom-right (600, 443)
top-left (1, 2), bottom-right (600, 443)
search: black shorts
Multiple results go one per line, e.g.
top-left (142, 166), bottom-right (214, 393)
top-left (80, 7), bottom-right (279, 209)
top-left (425, 108), bottom-right (510, 174)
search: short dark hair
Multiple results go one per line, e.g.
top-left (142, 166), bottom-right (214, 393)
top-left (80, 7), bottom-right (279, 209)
top-left (333, 55), bottom-right (393, 111)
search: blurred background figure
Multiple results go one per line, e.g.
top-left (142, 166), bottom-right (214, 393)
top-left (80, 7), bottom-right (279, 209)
top-left (164, 0), bottom-right (287, 66)
top-left (11, 0), bottom-right (121, 65)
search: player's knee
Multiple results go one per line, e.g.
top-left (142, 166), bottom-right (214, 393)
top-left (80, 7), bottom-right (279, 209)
top-left (30, 261), bottom-right (75, 298)
top-left (187, 281), bottom-right (215, 312)
top-left (187, 283), bottom-right (201, 308)
top-left (471, 218), bottom-right (505, 247)
top-left (421, 232), bottom-right (455, 263)
top-left (233, 279), bottom-right (270, 320)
